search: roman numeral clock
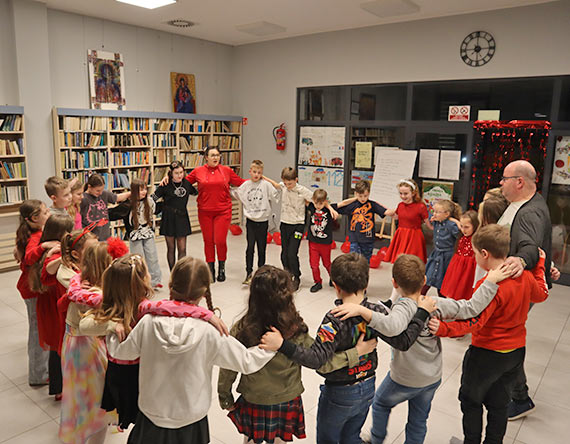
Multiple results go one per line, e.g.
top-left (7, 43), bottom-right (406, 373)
top-left (460, 31), bottom-right (496, 67)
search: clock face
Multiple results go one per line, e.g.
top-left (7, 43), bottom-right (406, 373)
top-left (460, 31), bottom-right (496, 67)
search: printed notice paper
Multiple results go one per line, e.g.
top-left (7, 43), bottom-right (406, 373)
top-left (439, 150), bottom-right (461, 181)
top-left (370, 149), bottom-right (417, 210)
top-left (419, 149), bottom-right (439, 178)
top-left (355, 142), bottom-right (373, 168)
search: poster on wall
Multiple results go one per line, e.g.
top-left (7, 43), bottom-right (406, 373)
top-left (439, 150), bottom-right (462, 181)
top-left (370, 148), bottom-right (417, 210)
top-left (298, 166), bottom-right (344, 202)
top-left (355, 142), bottom-right (373, 168)
top-left (87, 50), bottom-right (126, 110)
top-left (552, 136), bottom-right (570, 185)
top-left (170, 72), bottom-right (197, 114)
top-left (298, 127), bottom-right (345, 167)
top-left (351, 170), bottom-right (375, 188)
top-left (422, 180), bottom-right (454, 217)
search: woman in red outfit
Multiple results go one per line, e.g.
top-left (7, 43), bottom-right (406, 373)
top-left (161, 147), bottom-right (244, 281)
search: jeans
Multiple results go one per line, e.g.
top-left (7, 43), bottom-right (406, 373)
top-left (350, 241), bottom-right (374, 263)
top-left (371, 373), bottom-right (441, 444)
top-left (23, 298), bottom-right (49, 385)
top-left (280, 222), bottom-right (304, 278)
top-left (245, 219), bottom-right (268, 274)
top-left (459, 346), bottom-right (525, 444)
top-left (317, 376), bottom-right (375, 444)
top-left (130, 236), bottom-right (162, 286)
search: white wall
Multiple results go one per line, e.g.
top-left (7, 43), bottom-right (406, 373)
top-left (47, 9), bottom-right (234, 114)
top-left (232, 1), bottom-right (570, 180)
top-left (0, 0), bottom-right (19, 106)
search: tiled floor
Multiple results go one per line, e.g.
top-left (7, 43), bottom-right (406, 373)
top-left (0, 233), bottom-right (569, 443)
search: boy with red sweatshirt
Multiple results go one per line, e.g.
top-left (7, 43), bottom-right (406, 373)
top-left (428, 224), bottom-right (548, 444)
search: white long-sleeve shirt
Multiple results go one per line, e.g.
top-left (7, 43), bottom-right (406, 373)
top-left (106, 315), bottom-right (275, 428)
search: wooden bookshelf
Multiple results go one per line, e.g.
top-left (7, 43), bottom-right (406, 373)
top-left (52, 108), bottom-right (243, 238)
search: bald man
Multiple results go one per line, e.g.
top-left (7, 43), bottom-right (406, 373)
top-left (498, 160), bottom-right (552, 421)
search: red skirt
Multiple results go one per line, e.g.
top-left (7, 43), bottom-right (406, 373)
top-left (440, 254), bottom-right (477, 300)
top-left (37, 287), bottom-right (64, 351)
top-left (383, 227), bottom-right (426, 263)
top-left (228, 395), bottom-right (306, 443)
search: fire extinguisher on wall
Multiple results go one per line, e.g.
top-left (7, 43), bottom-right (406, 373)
top-left (273, 123), bottom-right (286, 150)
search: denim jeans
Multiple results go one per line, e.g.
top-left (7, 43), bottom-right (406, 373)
top-left (24, 298), bottom-right (49, 385)
top-left (371, 373), bottom-right (441, 444)
top-left (130, 237), bottom-right (162, 286)
top-left (350, 241), bottom-right (374, 263)
top-left (316, 376), bottom-right (375, 444)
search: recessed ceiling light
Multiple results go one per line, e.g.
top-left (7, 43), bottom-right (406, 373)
top-left (360, 0), bottom-right (420, 18)
top-left (236, 21), bottom-right (286, 37)
top-left (116, 0), bottom-right (176, 10)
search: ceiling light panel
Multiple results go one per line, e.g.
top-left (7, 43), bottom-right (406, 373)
top-left (360, 0), bottom-right (420, 18)
top-left (236, 21), bottom-right (286, 37)
top-left (116, 0), bottom-right (176, 10)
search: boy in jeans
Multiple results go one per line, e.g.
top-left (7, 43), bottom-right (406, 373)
top-left (333, 180), bottom-right (386, 263)
top-left (307, 189), bottom-right (334, 292)
top-left (44, 176), bottom-right (72, 216)
top-left (429, 224), bottom-right (548, 444)
top-left (261, 253), bottom-right (436, 444)
top-left (332, 253), bottom-right (510, 444)
top-left (234, 160), bottom-right (279, 285)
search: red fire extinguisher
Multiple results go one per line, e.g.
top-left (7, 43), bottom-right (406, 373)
top-left (273, 123), bottom-right (286, 150)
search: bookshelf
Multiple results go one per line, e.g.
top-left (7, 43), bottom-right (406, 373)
top-left (52, 108), bottom-right (243, 238)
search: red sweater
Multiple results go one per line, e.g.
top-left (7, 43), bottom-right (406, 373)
top-left (16, 231), bottom-right (44, 300)
top-left (436, 257), bottom-right (548, 351)
top-left (185, 165), bottom-right (245, 212)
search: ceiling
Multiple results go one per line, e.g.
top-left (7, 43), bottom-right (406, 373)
top-left (40, 0), bottom-right (557, 46)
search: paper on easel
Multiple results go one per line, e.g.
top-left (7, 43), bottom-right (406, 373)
top-left (355, 142), bottom-right (373, 168)
top-left (370, 148), bottom-right (417, 210)
top-left (419, 149), bottom-right (439, 178)
top-left (439, 150), bottom-right (461, 181)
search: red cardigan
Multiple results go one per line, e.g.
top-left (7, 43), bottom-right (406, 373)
top-left (16, 231), bottom-right (44, 300)
top-left (185, 165), bottom-right (245, 212)
top-left (436, 257), bottom-right (548, 351)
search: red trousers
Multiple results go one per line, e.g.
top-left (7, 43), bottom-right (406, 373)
top-left (309, 241), bottom-right (332, 284)
top-left (198, 208), bottom-right (232, 262)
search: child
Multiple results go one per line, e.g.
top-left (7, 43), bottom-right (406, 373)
top-left (45, 176), bottom-right (73, 216)
top-left (128, 178), bottom-right (162, 288)
top-left (233, 160), bottom-right (279, 285)
top-left (306, 189), bottom-right (334, 292)
top-left (68, 178), bottom-right (84, 230)
top-left (333, 180), bottom-right (387, 263)
top-left (80, 173), bottom-right (130, 241)
top-left (59, 240), bottom-right (110, 444)
top-left (218, 265), bottom-right (376, 444)
top-left (429, 224), bottom-right (548, 444)
top-left (105, 256), bottom-right (276, 444)
top-left (264, 167), bottom-right (316, 290)
top-left (260, 253), bottom-right (433, 444)
top-left (29, 213), bottom-right (74, 399)
top-left (440, 210), bottom-right (479, 300)
top-left (383, 179), bottom-right (431, 263)
top-left (15, 200), bottom-right (52, 386)
top-left (422, 199), bottom-right (461, 296)
top-left (152, 161), bottom-right (197, 270)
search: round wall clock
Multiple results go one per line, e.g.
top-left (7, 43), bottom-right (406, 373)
top-left (460, 31), bottom-right (496, 67)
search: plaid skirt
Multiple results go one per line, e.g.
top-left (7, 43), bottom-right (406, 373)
top-left (228, 395), bottom-right (306, 444)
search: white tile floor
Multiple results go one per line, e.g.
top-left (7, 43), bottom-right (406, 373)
top-left (0, 233), bottom-right (569, 444)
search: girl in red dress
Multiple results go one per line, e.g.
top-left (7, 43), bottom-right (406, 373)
top-left (440, 210), bottom-right (479, 300)
top-left (383, 179), bottom-right (431, 264)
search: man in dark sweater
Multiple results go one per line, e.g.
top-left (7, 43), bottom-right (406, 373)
top-left (498, 160), bottom-right (553, 420)
top-left (261, 253), bottom-right (436, 444)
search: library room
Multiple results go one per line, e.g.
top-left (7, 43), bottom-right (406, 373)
top-left (0, 1), bottom-right (569, 443)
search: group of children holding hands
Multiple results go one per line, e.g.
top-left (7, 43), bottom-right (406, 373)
top-left (14, 158), bottom-right (550, 444)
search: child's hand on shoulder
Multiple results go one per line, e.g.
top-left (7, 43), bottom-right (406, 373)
top-left (208, 315), bottom-right (229, 336)
top-left (42, 240), bottom-right (60, 250)
top-left (428, 317), bottom-right (440, 335)
top-left (356, 334), bottom-right (377, 356)
top-left (46, 245), bottom-right (61, 258)
top-left (538, 247), bottom-right (546, 259)
top-left (418, 295), bottom-right (437, 313)
top-left (259, 326), bottom-right (283, 351)
top-left (330, 303), bottom-right (365, 321)
top-left (486, 263), bottom-right (512, 284)
top-left (115, 323), bottom-right (127, 342)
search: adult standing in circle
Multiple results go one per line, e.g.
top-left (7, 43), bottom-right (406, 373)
top-left (160, 147), bottom-right (245, 282)
top-left (153, 161), bottom-right (197, 270)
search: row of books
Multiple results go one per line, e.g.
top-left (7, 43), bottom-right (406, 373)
top-left (211, 135), bottom-right (240, 150)
top-left (154, 150), bottom-right (177, 164)
top-left (179, 120), bottom-right (240, 133)
top-left (0, 161), bottom-right (26, 179)
top-left (61, 116), bottom-right (106, 131)
top-left (220, 151), bottom-right (241, 165)
top-left (110, 117), bottom-right (150, 131)
top-left (60, 132), bottom-right (106, 148)
top-left (153, 119), bottom-right (177, 131)
top-left (112, 168), bottom-right (150, 188)
top-left (153, 134), bottom-right (176, 147)
top-left (0, 185), bottom-right (27, 203)
top-left (0, 115), bottom-right (23, 132)
top-left (0, 139), bottom-right (24, 155)
top-left (153, 167), bottom-right (168, 183)
top-left (180, 153), bottom-right (205, 168)
top-left (61, 151), bottom-right (108, 170)
top-left (110, 134), bottom-right (150, 147)
top-left (179, 135), bottom-right (207, 151)
top-left (63, 171), bottom-right (113, 190)
top-left (112, 151), bottom-right (150, 166)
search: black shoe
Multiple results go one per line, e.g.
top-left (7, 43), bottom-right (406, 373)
top-left (508, 397), bottom-right (536, 420)
top-left (217, 261), bottom-right (226, 282)
top-left (292, 276), bottom-right (300, 291)
top-left (329, 279), bottom-right (334, 287)
top-left (208, 262), bottom-right (216, 283)
top-left (310, 282), bottom-right (322, 293)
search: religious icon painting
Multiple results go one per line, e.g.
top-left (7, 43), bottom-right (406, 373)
top-left (170, 72), bottom-right (197, 114)
top-left (87, 50), bottom-right (126, 110)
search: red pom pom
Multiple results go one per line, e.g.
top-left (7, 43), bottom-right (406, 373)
top-left (273, 232), bottom-right (282, 246)
top-left (331, 240), bottom-right (337, 249)
top-left (370, 255), bottom-right (381, 269)
top-left (267, 232), bottom-right (273, 244)
top-left (107, 237), bottom-right (129, 259)
top-left (229, 224), bottom-right (242, 235)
